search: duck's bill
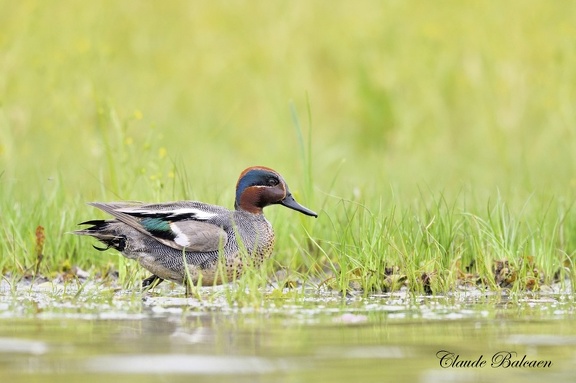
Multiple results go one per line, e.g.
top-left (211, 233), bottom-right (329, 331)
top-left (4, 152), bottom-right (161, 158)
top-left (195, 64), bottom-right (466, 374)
top-left (280, 194), bottom-right (318, 217)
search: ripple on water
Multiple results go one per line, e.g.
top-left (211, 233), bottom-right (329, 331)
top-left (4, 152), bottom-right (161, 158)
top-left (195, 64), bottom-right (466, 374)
top-left (0, 338), bottom-right (48, 355)
top-left (84, 355), bottom-right (280, 374)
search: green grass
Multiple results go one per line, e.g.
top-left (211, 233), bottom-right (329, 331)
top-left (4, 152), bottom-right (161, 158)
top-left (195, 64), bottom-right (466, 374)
top-left (1, 1), bottom-right (576, 299)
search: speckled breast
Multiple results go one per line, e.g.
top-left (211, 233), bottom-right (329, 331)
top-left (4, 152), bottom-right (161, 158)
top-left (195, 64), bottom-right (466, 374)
top-left (188, 215), bottom-right (276, 286)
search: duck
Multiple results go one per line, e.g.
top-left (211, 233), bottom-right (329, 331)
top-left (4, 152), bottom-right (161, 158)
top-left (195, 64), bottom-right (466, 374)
top-left (73, 166), bottom-right (317, 290)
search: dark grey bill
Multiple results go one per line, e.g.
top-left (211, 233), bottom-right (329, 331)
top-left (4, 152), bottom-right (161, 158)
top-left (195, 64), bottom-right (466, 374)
top-left (279, 194), bottom-right (318, 217)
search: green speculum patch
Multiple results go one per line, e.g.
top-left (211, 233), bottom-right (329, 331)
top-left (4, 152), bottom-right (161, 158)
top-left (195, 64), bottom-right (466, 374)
top-left (141, 218), bottom-right (174, 240)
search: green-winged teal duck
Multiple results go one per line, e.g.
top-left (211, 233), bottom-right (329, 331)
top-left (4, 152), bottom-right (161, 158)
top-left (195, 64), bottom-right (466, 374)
top-left (74, 166), bottom-right (317, 289)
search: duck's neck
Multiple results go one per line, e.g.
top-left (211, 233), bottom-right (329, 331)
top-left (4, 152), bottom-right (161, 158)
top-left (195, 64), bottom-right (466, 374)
top-left (234, 192), bottom-right (264, 214)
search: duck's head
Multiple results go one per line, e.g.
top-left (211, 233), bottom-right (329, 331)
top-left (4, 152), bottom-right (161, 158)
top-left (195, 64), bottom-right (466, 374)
top-left (234, 166), bottom-right (318, 217)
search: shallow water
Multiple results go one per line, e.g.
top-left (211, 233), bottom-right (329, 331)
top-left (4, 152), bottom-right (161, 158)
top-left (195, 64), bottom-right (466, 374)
top-left (0, 281), bottom-right (575, 383)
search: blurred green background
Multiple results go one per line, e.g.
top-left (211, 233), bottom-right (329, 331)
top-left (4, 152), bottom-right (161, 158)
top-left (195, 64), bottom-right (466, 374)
top-left (2, 1), bottom-right (576, 275)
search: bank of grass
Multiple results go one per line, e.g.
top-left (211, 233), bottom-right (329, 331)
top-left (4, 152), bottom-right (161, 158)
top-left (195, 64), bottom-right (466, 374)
top-left (312, 194), bottom-right (576, 295)
top-left (1, 1), bottom-right (576, 299)
top-left (2, 123), bottom-right (575, 298)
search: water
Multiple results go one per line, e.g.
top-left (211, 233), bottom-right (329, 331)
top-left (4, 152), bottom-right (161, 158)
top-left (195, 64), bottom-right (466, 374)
top-left (1, 281), bottom-right (575, 383)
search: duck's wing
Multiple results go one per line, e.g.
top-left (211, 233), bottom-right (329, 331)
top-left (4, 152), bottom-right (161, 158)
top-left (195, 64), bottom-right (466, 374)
top-left (88, 202), bottom-right (229, 252)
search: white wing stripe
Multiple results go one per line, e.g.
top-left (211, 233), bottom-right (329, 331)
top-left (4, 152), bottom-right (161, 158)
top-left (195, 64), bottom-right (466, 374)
top-left (118, 207), bottom-right (217, 220)
top-left (165, 208), bottom-right (217, 220)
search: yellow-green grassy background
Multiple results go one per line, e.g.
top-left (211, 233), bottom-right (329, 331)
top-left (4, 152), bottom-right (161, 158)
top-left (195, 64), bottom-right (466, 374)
top-left (2, 1), bottom-right (576, 274)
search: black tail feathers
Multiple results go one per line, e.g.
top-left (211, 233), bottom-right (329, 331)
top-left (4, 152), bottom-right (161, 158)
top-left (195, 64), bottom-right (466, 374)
top-left (74, 220), bottom-right (127, 252)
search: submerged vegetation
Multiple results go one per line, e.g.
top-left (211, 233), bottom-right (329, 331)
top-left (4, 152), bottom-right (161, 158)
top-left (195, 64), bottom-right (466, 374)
top-left (1, 1), bottom-right (576, 300)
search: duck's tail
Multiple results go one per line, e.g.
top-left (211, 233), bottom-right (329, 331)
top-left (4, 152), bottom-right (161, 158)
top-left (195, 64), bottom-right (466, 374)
top-left (73, 220), bottom-right (127, 252)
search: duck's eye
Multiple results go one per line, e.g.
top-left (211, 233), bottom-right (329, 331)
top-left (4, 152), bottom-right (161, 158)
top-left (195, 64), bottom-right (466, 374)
top-left (267, 177), bottom-right (279, 186)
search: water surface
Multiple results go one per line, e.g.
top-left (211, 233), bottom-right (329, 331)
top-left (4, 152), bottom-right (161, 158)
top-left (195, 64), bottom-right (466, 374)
top-left (1, 281), bottom-right (574, 383)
